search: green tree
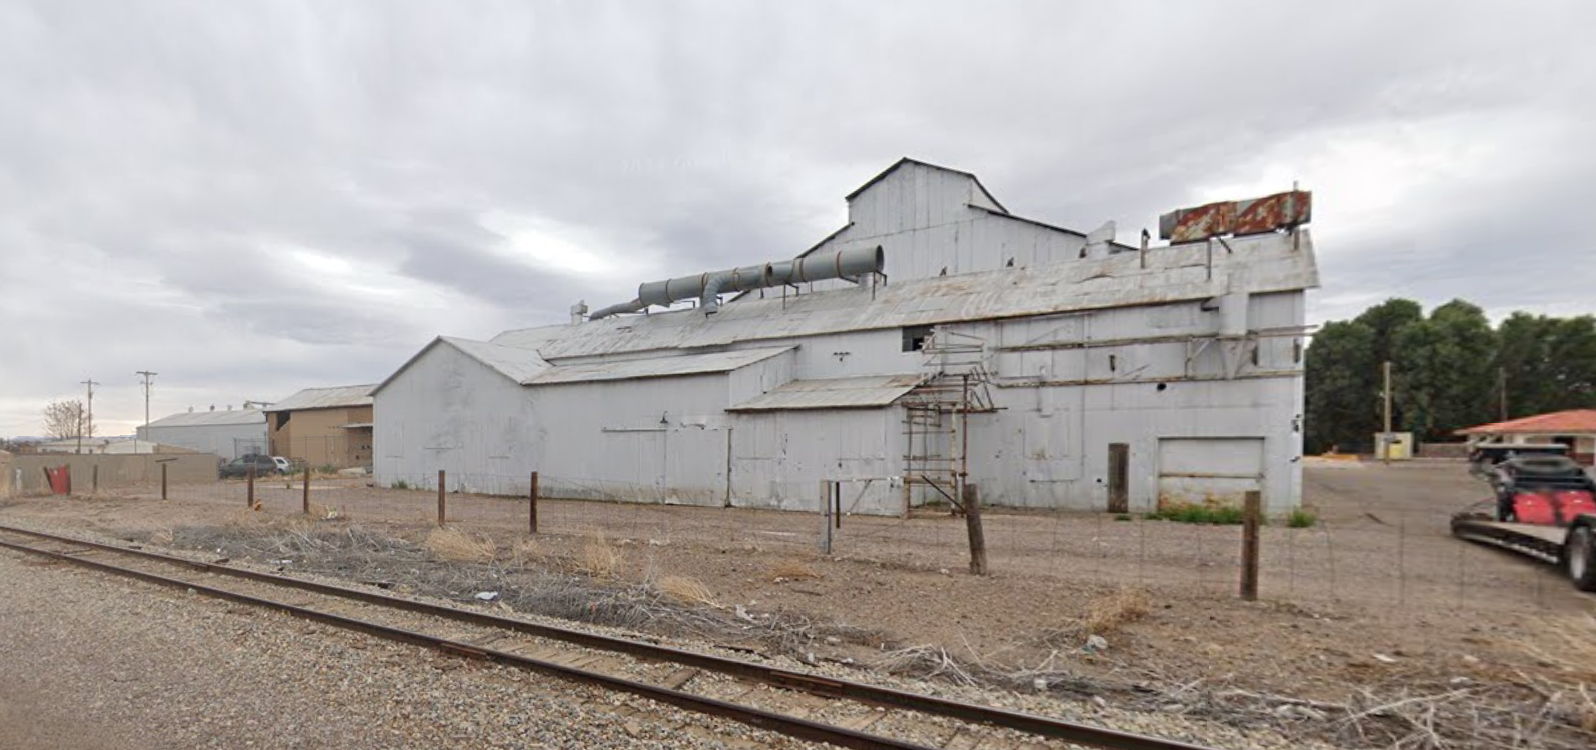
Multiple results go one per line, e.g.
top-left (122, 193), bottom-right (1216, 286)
top-left (1304, 320), bottom-right (1376, 452)
top-left (1393, 300), bottom-right (1496, 441)
top-left (1354, 298), bottom-right (1423, 364)
top-left (1496, 313), bottom-right (1596, 418)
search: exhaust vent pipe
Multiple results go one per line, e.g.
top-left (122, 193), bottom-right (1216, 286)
top-left (591, 245), bottom-right (884, 320)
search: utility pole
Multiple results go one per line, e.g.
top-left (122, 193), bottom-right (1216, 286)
top-left (1498, 366), bottom-right (1508, 422)
top-left (78, 378), bottom-right (100, 454)
top-left (1381, 361), bottom-right (1392, 464)
top-left (136, 371), bottom-right (158, 445)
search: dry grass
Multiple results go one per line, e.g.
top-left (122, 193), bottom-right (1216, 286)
top-left (1084, 586), bottom-right (1151, 635)
top-left (574, 534), bottom-right (623, 578)
top-left (510, 538), bottom-right (548, 568)
top-left (424, 527), bottom-right (497, 563)
top-left (656, 575), bottom-right (715, 606)
top-left (768, 559), bottom-right (822, 582)
top-left (306, 502), bottom-right (344, 521)
top-left (149, 527), bottom-right (174, 546)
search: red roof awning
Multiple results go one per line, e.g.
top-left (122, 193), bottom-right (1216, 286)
top-left (1455, 409), bottom-right (1596, 435)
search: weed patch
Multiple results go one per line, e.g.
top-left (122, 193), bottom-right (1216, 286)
top-left (1146, 503), bottom-right (1244, 525)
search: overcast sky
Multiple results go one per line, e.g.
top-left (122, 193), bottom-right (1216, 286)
top-left (1, 1), bottom-right (1592, 437)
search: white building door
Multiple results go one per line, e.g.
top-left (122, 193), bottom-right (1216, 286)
top-left (662, 426), bottom-right (728, 507)
top-left (1156, 437), bottom-right (1264, 509)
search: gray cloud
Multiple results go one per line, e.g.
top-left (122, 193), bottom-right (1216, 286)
top-left (2, 0), bottom-right (1593, 435)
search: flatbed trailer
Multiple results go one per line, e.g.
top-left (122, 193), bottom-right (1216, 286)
top-left (1451, 511), bottom-right (1596, 591)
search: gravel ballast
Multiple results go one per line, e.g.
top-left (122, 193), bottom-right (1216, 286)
top-left (0, 548), bottom-right (801, 749)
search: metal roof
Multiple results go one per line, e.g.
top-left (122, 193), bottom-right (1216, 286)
top-left (1457, 410), bottom-right (1596, 435)
top-left (524, 346), bottom-right (792, 385)
top-left (727, 374), bottom-right (926, 412)
top-left (144, 409), bottom-right (265, 428)
top-left (265, 384), bottom-right (375, 412)
top-left (444, 336), bottom-right (551, 382)
top-left (375, 337), bottom-right (791, 395)
top-left (492, 229), bottom-right (1319, 360)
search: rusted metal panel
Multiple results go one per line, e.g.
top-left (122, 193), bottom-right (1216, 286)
top-left (1158, 191), bottom-right (1311, 242)
top-left (1159, 201), bottom-right (1236, 243)
top-left (1233, 191), bottom-right (1312, 236)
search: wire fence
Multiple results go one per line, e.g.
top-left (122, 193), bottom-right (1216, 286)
top-left (124, 465), bottom-right (1590, 617)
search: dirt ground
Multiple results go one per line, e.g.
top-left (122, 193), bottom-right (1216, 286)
top-left (4, 460), bottom-right (1594, 746)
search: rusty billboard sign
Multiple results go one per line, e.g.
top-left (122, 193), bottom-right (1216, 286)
top-left (1159, 190), bottom-right (1311, 242)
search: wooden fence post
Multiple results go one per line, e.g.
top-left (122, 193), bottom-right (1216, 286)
top-left (528, 471), bottom-right (539, 534)
top-left (91, 463), bottom-right (98, 494)
top-left (160, 462), bottom-right (167, 500)
top-left (437, 469), bottom-right (446, 527)
top-left (963, 482), bottom-right (988, 575)
top-left (1241, 490), bottom-right (1261, 601)
top-left (247, 465), bottom-right (255, 510)
top-left (819, 480), bottom-right (834, 556)
top-left (302, 465), bottom-right (311, 515)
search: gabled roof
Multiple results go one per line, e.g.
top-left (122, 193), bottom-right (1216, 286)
top-left (144, 409), bottom-right (265, 428)
top-left (444, 336), bottom-right (551, 382)
top-left (265, 384), bottom-right (375, 412)
top-left (373, 336), bottom-right (550, 395)
top-left (844, 157), bottom-right (1009, 213)
top-left (375, 336), bottom-right (793, 395)
top-left (727, 374), bottom-right (926, 412)
top-left (1456, 410), bottom-right (1596, 435)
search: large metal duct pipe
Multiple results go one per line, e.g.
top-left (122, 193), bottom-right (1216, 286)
top-left (591, 245), bottom-right (884, 319)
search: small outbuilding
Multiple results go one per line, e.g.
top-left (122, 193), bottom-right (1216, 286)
top-left (1456, 409), bottom-right (1596, 464)
top-left (265, 385), bottom-right (375, 469)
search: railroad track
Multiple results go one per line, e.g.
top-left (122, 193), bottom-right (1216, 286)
top-left (0, 523), bottom-right (1214, 750)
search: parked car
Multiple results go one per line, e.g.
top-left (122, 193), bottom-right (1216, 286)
top-left (271, 456), bottom-right (293, 474)
top-left (220, 454), bottom-right (280, 478)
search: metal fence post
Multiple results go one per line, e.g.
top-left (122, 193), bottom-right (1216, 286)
top-left (91, 463), bottom-right (98, 494)
top-left (529, 471), bottom-right (539, 534)
top-left (1241, 490), bottom-right (1261, 600)
top-left (437, 469), bottom-right (446, 527)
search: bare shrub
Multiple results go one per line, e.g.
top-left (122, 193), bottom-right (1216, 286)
top-left (575, 534), bottom-right (622, 578)
top-left (656, 575), bottom-right (715, 606)
top-left (424, 527), bottom-right (496, 563)
top-left (768, 559), bottom-right (821, 582)
top-left (1085, 586), bottom-right (1150, 635)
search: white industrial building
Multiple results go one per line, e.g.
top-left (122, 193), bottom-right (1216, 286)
top-left (136, 408), bottom-right (267, 458)
top-left (375, 159), bottom-right (1319, 514)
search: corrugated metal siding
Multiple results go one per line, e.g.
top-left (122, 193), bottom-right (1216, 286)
top-left (728, 375), bottom-right (924, 411)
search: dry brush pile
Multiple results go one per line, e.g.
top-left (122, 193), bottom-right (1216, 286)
top-left (158, 521), bottom-right (882, 661)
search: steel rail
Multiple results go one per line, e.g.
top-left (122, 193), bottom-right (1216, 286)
top-left (0, 523), bottom-right (1214, 750)
top-left (0, 531), bottom-right (929, 750)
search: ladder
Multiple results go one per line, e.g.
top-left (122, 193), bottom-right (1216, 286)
top-left (900, 330), bottom-right (997, 513)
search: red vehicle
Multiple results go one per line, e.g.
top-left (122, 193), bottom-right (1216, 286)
top-left (1453, 454), bottom-right (1596, 591)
